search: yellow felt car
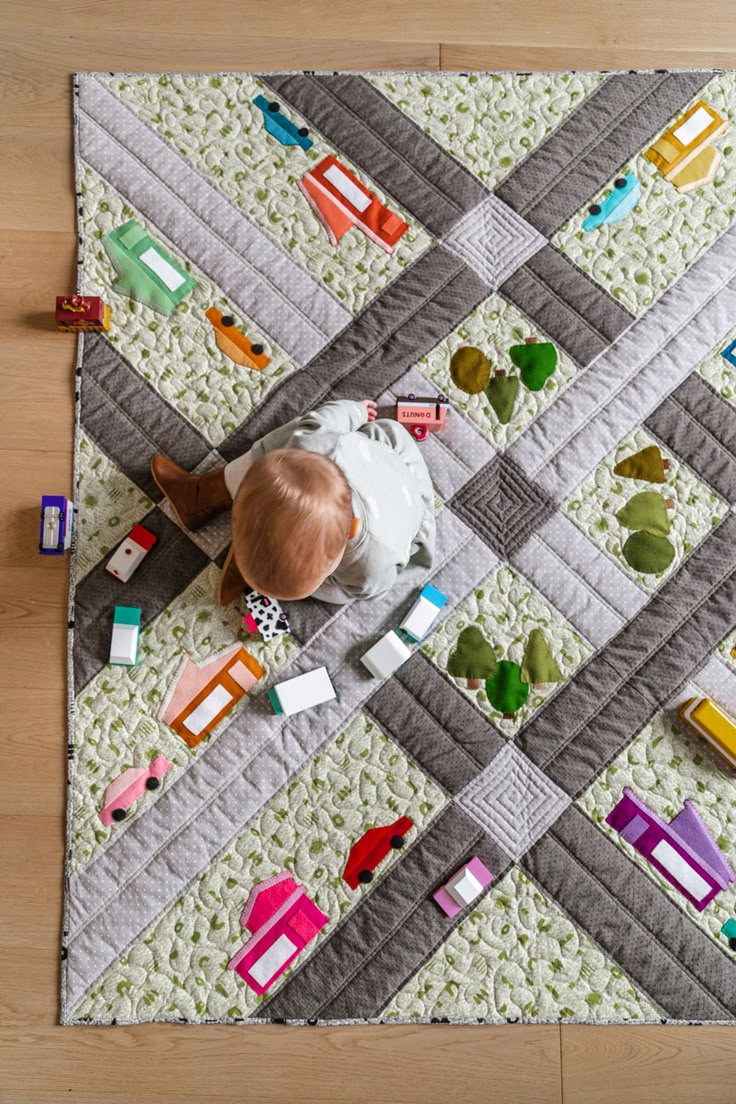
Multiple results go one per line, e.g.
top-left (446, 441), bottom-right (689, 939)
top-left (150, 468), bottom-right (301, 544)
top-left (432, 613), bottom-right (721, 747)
top-left (678, 696), bottom-right (736, 768)
top-left (645, 100), bottom-right (729, 194)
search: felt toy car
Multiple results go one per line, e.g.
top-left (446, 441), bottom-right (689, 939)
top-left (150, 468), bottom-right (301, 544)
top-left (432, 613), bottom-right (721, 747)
top-left (606, 788), bottom-right (735, 911)
top-left (205, 307), bottom-right (270, 371)
top-left (343, 816), bottom-right (414, 889)
top-left (395, 393), bottom-right (449, 441)
top-left (227, 871), bottom-right (328, 994)
top-left (299, 155), bottom-right (409, 255)
top-left (678, 696), bottom-right (736, 770)
top-left (253, 95), bottom-right (313, 150)
top-left (582, 172), bottom-right (640, 231)
top-left (55, 294), bottom-right (110, 332)
top-left (39, 495), bottom-right (74, 555)
top-left (644, 99), bottom-right (729, 194)
top-left (98, 755), bottom-right (172, 826)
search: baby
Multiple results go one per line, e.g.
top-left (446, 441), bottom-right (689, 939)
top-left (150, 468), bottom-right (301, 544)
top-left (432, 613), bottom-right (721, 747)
top-left (151, 398), bottom-right (436, 606)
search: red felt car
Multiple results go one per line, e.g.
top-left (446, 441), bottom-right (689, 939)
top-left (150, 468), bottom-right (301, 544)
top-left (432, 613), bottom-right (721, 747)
top-left (342, 816), bottom-right (414, 889)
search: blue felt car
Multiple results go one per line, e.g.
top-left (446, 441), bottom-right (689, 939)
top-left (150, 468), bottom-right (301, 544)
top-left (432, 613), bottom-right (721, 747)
top-left (582, 172), bottom-right (640, 231)
top-left (253, 95), bottom-right (313, 150)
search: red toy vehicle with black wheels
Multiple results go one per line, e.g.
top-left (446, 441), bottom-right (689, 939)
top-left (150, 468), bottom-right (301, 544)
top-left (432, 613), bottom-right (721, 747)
top-left (342, 816), bottom-right (414, 889)
top-left (395, 393), bottom-right (449, 441)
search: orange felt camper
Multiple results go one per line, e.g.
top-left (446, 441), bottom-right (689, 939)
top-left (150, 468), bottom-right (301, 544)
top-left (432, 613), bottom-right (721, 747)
top-left (205, 307), bottom-right (271, 371)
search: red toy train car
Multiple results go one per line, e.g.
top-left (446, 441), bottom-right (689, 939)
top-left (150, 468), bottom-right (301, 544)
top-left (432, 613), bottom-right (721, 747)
top-left (395, 393), bottom-right (449, 441)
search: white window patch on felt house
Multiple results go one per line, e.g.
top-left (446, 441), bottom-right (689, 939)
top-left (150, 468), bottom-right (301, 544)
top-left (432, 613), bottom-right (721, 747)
top-left (139, 247), bottom-right (187, 291)
top-left (672, 106), bottom-right (713, 145)
top-left (248, 934), bottom-right (298, 988)
top-left (323, 164), bottom-right (371, 211)
top-left (183, 684), bottom-right (234, 737)
top-left (650, 839), bottom-right (711, 902)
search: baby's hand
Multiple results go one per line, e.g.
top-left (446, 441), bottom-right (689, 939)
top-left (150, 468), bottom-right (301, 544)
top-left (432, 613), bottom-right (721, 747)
top-left (361, 399), bottom-right (378, 422)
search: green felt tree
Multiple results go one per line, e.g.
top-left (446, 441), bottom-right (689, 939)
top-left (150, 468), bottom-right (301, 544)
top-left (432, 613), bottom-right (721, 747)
top-left (616, 491), bottom-right (671, 536)
top-left (450, 346), bottom-right (491, 394)
top-left (447, 626), bottom-right (497, 690)
top-left (520, 629), bottom-right (562, 688)
top-left (485, 660), bottom-right (529, 717)
top-left (622, 531), bottom-right (675, 574)
top-left (613, 444), bottom-right (668, 484)
top-left (509, 338), bottom-right (558, 392)
top-left (485, 371), bottom-right (519, 424)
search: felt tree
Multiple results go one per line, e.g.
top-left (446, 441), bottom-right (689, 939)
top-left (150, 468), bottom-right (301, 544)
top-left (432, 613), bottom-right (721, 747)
top-left (447, 626), bottom-right (497, 690)
top-left (613, 444), bottom-right (669, 483)
top-left (622, 531), bottom-right (675, 574)
top-left (520, 629), bottom-right (562, 689)
top-left (450, 346), bottom-right (491, 394)
top-left (509, 338), bottom-right (558, 392)
top-left (616, 491), bottom-right (671, 536)
top-left (485, 660), bottom-right (529, 717)
top-left (485, 371), bottom-right (519, 424)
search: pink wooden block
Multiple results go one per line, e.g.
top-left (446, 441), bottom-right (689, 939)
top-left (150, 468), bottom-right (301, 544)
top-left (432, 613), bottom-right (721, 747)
top-left (433, 856), bottom-right (494, 918)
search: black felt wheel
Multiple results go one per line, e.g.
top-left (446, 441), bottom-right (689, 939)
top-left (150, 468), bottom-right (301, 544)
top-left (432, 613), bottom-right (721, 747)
top-left (268, 102), bottom-right (280, 113)
top-left (111, 808), bottom-right (126, 822)
top-left (298, 127), bottom-right (309, 137)
top-left (221, 315), bottom-right (235, 327)
top-left (589, 203), bottom-right (602, 216)
top-left (614, 177), bottom-right (627, 189)
top-left (358, 869), bottom-right (374, 884)
top-left (250, 344), bottom-right (264, 355)
top-left (145, 776), bottom-right (160, 791)
top-left (390, 835), bottom-right (405, 849)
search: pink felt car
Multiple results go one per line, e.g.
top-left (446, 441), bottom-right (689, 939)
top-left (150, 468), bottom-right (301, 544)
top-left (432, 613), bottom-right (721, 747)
top-left (98, 755), bottom-right (172, 827)
top-left (227, 871), bottom-right (328, 995)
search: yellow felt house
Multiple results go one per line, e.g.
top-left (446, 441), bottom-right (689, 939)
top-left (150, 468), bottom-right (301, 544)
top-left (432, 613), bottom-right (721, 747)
top-left (645, 100), bottom-right (729, 194)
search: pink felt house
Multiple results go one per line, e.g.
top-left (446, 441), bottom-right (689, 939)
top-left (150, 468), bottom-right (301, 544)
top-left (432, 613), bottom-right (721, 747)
top-left (227, 872), bottom-right (328, 995)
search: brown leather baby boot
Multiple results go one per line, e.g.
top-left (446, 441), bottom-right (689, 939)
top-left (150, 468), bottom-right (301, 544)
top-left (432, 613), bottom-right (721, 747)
top-left (217, 545), bottom-right (247, 606)
top-left (151, 455), bottom-right (232, 531)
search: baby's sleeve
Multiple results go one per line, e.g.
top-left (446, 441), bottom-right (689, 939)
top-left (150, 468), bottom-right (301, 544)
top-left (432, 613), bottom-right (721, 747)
top-left (250, 400), bottom-right (369, 461)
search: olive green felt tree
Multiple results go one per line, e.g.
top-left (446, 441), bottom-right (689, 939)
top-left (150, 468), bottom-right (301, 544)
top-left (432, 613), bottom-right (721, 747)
top-left (616, 491), bottom-right (671, 536)
top-left (520, 629), bottom-right (562, 688)
top-left (485, 371), bottom-right (519, 424)
top-left (450, 346), bottom-right (491, 394)
top-left (613, 444), bottom-right (669, 484)
top-left (622, 531), bottom-right (676, 574)
top-left (485, 660), bottom-right (529, 717)
top-left (447, 626), bottom-right (497, 690)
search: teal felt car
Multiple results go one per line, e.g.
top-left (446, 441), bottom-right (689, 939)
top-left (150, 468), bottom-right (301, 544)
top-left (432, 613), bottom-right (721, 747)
top-left (253, 95), bottom-right (313, 150)
top-left (582, 172), bottom-right (640, 231)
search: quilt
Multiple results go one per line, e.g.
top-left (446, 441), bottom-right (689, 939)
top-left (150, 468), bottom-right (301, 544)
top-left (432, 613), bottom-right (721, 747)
top-left (62, 68), bottom-right (736, 1026)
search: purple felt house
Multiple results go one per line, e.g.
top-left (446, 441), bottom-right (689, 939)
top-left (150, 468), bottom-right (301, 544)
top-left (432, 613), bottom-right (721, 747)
top-left (606, 787), bottom-right (735, 912)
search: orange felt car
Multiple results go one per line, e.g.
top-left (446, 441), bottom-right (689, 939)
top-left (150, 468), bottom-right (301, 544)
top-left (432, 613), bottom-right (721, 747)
top-left (205, 307), bottom-right (270, 371)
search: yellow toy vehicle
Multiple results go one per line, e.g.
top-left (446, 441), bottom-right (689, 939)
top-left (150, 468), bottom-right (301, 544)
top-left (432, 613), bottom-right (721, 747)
top-left (645, 100), bottom-right (729, 194)
top-left (678, 696), bottom-right (736, 768)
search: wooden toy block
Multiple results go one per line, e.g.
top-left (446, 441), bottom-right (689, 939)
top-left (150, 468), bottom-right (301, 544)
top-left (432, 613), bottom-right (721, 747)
top-left (39, 495), bottom-right (73, 555)
top-left (268, 666), bottom-right (336, 716)
top-left (433, 857), bottom-right (494, 918)
top-left (678, 696), bottom-right (736, 769)
top-left (55, 295), bottom-right (110, 332)
top-left (446, 866), bottom-right (483, 908)
top-left (361, 629), bottom-right (412, 679)
top-left (205, 307), bottom-right (270, 370)
top-left (105, 524), bottom-right (158, 583)
top-left (400, 583), bottom-right (448, 643)
top-left (109, 606), bottom-right (141, 666)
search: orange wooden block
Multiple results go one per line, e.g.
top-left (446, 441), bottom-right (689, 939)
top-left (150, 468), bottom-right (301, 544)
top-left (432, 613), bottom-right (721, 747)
top-left (205, 307), bottom-right (270, 371)
top-left (170, 647), bottom-right (265, 748)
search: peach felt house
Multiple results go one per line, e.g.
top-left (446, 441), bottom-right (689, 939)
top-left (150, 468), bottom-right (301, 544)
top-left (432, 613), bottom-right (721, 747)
top-left (158, 643), bottom-right (264, 748)
top-left (227, 872), bottom-right (328, 995)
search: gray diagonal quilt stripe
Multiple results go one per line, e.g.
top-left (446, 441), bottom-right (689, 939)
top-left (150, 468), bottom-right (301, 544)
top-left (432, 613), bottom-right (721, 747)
top-left (76, 76), bottom-right (350, 364)
top-left (259, 805), bottom-right (511, 1021)
top-left (73, 509), bottom-right (210, 693)
top-left (523, 806), bottom-right (735, 1020)
top-left (219, 246), bottom-right (489, 461)
top-left (64, 514), bottom-right (493, 1013)
top-left (81, 334), bottom-right (211, 499)
top-left (518, 513), bottom-right (736, 794)
top-left (263, 74), bottom-right (488, 237)
top-left (646, 374), bottom-right (736, 502)
top-left (495, 71), bottom-right (712, 236)
top-left (511, 217), bottom-right (736, 499)
top-left (500, 244), bottom-right (634, 367)
top-left (366, 653), bottom-right (503, 794)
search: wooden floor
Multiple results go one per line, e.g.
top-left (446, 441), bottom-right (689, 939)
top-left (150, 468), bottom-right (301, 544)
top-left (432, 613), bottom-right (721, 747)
top-left (3, 3), bottom-right (736, 1101)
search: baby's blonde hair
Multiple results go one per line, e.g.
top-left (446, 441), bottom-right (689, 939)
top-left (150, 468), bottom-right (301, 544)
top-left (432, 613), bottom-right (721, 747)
top-left (231, 449), bottom-right (353, 600)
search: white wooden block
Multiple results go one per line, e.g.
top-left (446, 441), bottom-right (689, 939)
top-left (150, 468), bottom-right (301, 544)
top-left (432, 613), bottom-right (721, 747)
top-left (270, 666), bottom-right (335, 716)
top-left (106, 537), bottom-right (148, 583)
top-left (400, 583), bottom-right (448, 642)
top-left (109, 624), bottom-right (139, 666)
top-left (446, 867), bottom-right (483, 908)
top-left (361, 630), bottom-right (412, 679)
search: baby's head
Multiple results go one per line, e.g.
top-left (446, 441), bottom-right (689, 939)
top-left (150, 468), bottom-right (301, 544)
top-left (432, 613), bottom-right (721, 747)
top-left (231, 449), bottom-right (356, 600)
